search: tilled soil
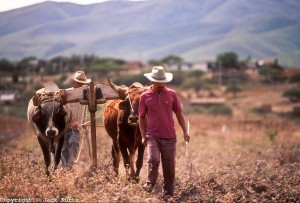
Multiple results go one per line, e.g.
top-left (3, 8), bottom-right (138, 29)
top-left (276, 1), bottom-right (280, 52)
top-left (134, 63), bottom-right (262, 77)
top-left (0, 115), bottom-right (299, 202)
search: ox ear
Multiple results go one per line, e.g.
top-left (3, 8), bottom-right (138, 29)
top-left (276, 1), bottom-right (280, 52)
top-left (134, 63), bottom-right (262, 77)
top-left (119, 100), bottom-right (127, 110)
top-left (32, 108), bottom-right (42, 123)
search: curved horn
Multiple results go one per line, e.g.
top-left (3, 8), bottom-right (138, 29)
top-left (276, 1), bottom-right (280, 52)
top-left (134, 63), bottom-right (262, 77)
top-left (108, 76), bottom-right (128, 100)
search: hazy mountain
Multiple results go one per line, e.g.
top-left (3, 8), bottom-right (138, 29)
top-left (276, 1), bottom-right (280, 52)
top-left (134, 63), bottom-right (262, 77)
top-left (0, 0), bottom-right (299, 66)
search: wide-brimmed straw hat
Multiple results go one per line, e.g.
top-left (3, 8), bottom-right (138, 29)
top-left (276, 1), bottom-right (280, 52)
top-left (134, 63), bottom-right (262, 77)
top-left (73, 71), bottom-right (91, 84)
top-left (144, 66), bottom-right (173, 83)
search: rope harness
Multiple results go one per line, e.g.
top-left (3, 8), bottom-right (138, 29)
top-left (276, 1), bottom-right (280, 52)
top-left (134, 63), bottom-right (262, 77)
top-left (73, 108), bottom-right (104, 163)
top-left (127, 91), bottom-right (135, 114)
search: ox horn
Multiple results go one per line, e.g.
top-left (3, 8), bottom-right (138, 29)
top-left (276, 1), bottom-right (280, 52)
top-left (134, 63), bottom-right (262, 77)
top-left (108, 76), bottom-right (128, 100)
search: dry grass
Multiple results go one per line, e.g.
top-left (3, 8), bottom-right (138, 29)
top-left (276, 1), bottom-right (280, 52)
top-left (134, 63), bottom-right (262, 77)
top-left (0, 84), bottom-right (300, 202)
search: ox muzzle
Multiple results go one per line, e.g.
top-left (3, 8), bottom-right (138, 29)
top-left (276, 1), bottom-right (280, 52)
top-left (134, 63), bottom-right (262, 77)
top-left (46, 127), bottom-right (58, 153)
top-left (128, 113), bottom-right (139, 126)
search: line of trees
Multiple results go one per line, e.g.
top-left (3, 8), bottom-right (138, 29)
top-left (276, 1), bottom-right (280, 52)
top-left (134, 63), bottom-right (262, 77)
top-left (0, 51), bottom-right (287, 90)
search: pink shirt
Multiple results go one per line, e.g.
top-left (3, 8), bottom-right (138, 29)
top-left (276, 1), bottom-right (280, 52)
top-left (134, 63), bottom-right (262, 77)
top-left (139, 86), bottom-right (182, 138)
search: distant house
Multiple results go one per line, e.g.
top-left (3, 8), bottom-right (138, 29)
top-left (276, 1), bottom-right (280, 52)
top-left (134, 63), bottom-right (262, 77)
top-left (190, 97), bottom-right (226, 106)
top-left (191, 62), bottom-right (211, 72)
top-left (257, 59), bottom-right (276, 67)
top-left (28, 59), bottom-right (39, 67)
top-left (0, 90), bottom-right (19, 104)
top-left (124, 61), bottom-right (144, 73)
top-left (167, 61), bottom-right (212, 72)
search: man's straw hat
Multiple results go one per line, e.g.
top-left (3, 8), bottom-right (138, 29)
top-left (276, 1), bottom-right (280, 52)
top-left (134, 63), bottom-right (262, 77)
top-left (144, 66), bottom-right (173, 83)
top-left (73, 71), bottom-right (91, 84)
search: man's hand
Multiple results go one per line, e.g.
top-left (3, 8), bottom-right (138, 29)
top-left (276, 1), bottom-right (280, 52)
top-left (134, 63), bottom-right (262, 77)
top-left (70, 119), bottom-right (79, 129)
top-left (184, 132), bottom-right (190, 143)
top-left (142, 136), bottom-right (148, 146)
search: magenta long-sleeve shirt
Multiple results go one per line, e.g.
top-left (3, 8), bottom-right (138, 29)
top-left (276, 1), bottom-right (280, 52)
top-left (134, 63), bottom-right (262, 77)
top-left (139, 86), bottom-right (182, 138)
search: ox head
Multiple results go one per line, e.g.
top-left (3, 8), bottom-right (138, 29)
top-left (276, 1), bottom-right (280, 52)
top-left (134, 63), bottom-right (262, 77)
top-left (108, 77), bottom-right (147, 126)
top-left (32, 91), bottom-right (67, 152)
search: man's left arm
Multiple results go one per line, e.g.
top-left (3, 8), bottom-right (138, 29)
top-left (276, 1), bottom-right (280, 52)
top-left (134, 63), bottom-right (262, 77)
top-left (81, 105), bottom-right (88, 130)
top-left (175, 111), bottom-right (190, 142)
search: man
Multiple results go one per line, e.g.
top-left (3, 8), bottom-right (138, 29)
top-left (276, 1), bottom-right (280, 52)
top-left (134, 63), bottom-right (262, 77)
top-left (139, 66), bottom-right (190, 199)
top-left (61, 70), bottom-right (91, 167)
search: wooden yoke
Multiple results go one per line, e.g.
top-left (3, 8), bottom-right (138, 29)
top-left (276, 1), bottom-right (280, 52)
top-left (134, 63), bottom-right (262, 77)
top-left (60, 84), bottom-right (119, 104)
top-left (59, 83), bottom-right (119, 167)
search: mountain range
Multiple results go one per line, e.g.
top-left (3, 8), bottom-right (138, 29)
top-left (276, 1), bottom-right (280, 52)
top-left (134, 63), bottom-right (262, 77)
top-left (0, 0), bottom-right (300, 67)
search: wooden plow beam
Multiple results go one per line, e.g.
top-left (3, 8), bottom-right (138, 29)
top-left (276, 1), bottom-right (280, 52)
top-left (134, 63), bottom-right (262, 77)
top-left (60, 82), bottom-right (119, 167)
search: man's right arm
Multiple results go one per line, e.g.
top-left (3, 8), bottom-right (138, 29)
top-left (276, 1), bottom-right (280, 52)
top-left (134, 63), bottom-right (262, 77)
top-left (139, 115), bottom-right (147, 146)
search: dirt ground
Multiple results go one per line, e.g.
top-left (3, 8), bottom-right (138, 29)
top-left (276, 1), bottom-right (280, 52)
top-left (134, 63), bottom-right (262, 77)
top-left (0, 84), bottom-right (300, 202)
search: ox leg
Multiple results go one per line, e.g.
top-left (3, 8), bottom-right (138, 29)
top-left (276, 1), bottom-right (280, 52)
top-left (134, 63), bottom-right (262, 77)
top-left (128, 148), bottom-right (137, 180)
top-left (119, 139), bottom-right (131, 178)
top-left (53, 135), bottom-right (64, 171)
top-left (38, 136), bottom-right (51, 176)
top-left (135, 143), bottom-right (145, 180)
top-left (111, 141), bottom-right (121, 176)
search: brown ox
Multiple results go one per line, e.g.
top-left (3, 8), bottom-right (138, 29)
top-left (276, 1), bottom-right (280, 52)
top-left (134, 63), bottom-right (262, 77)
top-left (103, 78), bottom-right (147, 181)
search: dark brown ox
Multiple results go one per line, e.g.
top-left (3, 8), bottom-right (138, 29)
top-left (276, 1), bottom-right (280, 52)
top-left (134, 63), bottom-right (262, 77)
top-left (103, 78), bottom-right (147, 181)
top-left (27, 82), bottom-right (70, 176)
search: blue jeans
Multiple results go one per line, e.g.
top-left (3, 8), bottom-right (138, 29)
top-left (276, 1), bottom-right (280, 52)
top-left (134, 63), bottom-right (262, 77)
top-left (146, 135), bottom-right (176, 196)
top-left (61, 129), bottom-right (80, 167)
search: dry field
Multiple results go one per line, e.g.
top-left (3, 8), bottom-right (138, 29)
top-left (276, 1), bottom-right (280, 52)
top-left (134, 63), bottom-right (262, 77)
top-left (0, 84), bottom-right (300, 203)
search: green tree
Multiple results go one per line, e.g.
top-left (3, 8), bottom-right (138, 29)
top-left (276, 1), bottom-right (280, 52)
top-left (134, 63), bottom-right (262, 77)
top-left (288, 73), bottom-right (300, 87)
top-left (148, 55), bottom-right (183, 68)
top-left (0, 59), bottom-right (14, 84)
top-left (148, 59), bottom-right (161, 66)
top-left (239, 55), bottom-right (252, 67)
top-left (161, 55), bottom-right (183, 65)
top-left (187, 70), bottom-right (204, 95)
top-left (17, 56), bottom-right (37, 83)
top-left (216, 51), bottom-right (239, 69)
top-left (90, 57), bottom-right (125, 74)
top-left (226, 81), bottom-right (242, 98)
top-left (48, 56), bottom-right (68, 74)
top-left (0, 59), bottom-right (13, 72)
top-left (258, 64), bottom-right (284, 83)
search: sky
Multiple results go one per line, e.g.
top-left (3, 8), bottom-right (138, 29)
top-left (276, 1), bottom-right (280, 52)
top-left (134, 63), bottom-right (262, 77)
top-left (0, 0), bottom-right (116, 12)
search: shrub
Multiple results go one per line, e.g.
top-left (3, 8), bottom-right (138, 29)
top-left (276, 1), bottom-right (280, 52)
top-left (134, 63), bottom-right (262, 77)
top-left (226, 83), bottom-right (242, 98)
top-left (191, 106), bottom-right (205, 114)
top-left (251, 107), bottom-right (270, 116)
top-left (207, 105), bottom-right (232, 116)
top-left (292, 106), bottom-right (300, 116)
top-left (264, 128), bottom-right (278, 142)
top-left (282, 88), bottom-right (300, 102)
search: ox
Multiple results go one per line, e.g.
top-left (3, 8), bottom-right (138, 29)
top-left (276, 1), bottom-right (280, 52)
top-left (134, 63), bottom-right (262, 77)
top-left (103, 78), bottom-right (147, 181)
top-left (27, 82), bottom-right (70, 176)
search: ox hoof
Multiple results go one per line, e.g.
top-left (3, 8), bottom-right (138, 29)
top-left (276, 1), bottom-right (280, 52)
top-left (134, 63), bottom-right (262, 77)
top-left (133, 176), bottom-right (140, 183)
top-left (128, 175), bottom-right (140, 183)
top-left (51, 165), bottom-right (58, 172)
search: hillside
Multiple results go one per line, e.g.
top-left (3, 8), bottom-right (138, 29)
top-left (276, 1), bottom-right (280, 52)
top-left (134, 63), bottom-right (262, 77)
top-left (0, 0), bottom-right (300, 66)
